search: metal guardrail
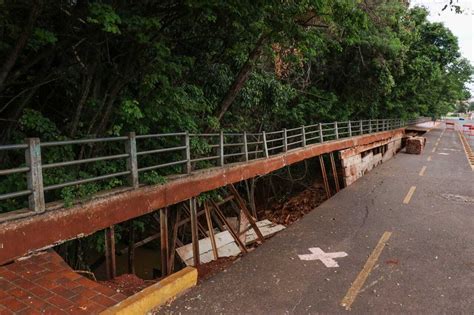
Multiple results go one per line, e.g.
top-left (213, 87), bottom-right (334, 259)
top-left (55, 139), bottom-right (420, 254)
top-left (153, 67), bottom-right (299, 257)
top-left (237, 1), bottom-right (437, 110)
top-left (0, 118), bottom-right (428, 215)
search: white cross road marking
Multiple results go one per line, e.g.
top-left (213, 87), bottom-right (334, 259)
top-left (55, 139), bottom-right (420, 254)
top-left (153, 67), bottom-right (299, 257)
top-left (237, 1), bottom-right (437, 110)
top-left (298, 247), bottom-right (348, 268)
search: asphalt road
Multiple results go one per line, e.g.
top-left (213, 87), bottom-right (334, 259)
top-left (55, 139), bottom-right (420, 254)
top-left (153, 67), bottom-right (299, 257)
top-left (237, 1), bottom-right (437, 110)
top-left (159, 125), bottom-right (474, 314)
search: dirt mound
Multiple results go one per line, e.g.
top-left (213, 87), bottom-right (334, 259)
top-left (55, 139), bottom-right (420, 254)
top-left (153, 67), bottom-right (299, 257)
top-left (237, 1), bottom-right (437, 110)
top-left (263, 183), bottom-right (327, 226)
top-left (100, 274), bottom-right (156, 296)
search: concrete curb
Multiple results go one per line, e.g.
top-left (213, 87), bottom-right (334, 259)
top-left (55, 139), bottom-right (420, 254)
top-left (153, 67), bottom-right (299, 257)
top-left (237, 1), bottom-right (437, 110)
top-left (100, 267), bottom-right (198, 315)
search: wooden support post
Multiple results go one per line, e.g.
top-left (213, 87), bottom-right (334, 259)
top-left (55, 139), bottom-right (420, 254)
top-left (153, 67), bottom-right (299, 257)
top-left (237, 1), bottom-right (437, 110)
top-left (25, 138), bottom-right (45, 212)
top-left (243, 132), bottom-right (248, 162)
top-left (168, 208), bottom-right (181, 274)
top-left (104, 226), bottom-right (116, 280)
top-left (329, 152), bottom-right (340, 192)
top-left (262, 131), bottom-right (269, 158)
top-left (182, 204), bottom-right (207, 237)
top-left (160, 208), bottom-right (169, 276)
top-left (227, 184), bottom-right (265, 243)
top-left (219, 131), bottom-right (225, 166)
top-left (189, 198), bottom-right (200, 266)
top-left (183, 132), bottom-right (191, 174)
top-left (319, 155), bottom-right (331, 199)
top-left (204, 202), bottom-right (219, 260)
top-left (301, 126), bottom-right (306, 147)
top-left (128, 221), bottom-right (135, 274)
top-left (319, 123), bottom-right (324, 143)
top-left (125, 132), bottom-right (139, 188)
top-left (209, 200), bottom-right (248, 253)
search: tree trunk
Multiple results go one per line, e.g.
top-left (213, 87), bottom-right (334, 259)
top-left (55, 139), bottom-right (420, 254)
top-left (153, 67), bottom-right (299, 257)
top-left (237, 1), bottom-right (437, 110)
top-left (213, 35), bottom-right (266, 124)
top-left (0, 1), bottom-right (42, 92)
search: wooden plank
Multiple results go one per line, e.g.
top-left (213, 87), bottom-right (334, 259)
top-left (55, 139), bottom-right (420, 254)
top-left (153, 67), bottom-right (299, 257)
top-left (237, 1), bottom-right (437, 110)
top-left (160, 208), bottom-right (169, 276)
top-left (330, 152), bottom-right (340, 192)
top-left (104, 226), bottom-right (116, 280)
top-left (204, 202), bottom-right (218, 260)
top-left (128, 221), bottom-right (135, 274)
top-left (209, 199), bottom-right (248, 253)
top-left (228, 184), bottom-right (265, 243)
top-left (168, 208), bottom-right (181, 274)
top-left (319, 155), bottom-right (331, 199)
top-left (190, 198), bottom-right (200, 266)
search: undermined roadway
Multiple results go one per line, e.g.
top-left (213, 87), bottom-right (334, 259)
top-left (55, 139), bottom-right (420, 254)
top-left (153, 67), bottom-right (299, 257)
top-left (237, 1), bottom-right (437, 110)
top-left (159, 124), bottom-right (474, 313)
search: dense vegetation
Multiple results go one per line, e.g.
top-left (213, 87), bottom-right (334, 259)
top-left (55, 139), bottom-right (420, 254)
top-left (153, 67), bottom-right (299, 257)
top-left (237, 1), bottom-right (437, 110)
top-left (0, 0), bottom-right (472, 272)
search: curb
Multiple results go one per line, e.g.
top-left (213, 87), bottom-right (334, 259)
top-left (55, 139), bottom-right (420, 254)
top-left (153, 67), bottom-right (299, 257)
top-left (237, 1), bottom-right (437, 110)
top-left (100, 267), bottom-right (198, 315)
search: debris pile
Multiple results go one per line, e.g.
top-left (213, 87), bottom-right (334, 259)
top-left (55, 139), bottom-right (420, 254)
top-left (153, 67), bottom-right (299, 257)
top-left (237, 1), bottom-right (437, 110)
top-left (101, 274), bottom-right (155, 296)
top-left (196, 257), bottom-right (238, 280)
top-left (263, 183), bottom-right (327, 225)
top-left (406, 136), bottom-right (426, 154)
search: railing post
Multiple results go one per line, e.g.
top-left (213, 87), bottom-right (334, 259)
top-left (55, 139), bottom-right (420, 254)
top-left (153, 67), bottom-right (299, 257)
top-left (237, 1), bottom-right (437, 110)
top-left (243, 132), bottom-right (249, 162)
top-left (262, 131), bottom-right (269, 158)
top-left (359, 120), bottom-right (363, 134)
top-left (219, 131), bottom-right (224, 166)
top-left (334, 122), bottom-right (339, 139)
top-left (369, 120), bottom-right (372, 133)
top-left (301, 126), bottom-right (306, 147)
top-left (183, 132), bottom-right (191, 174)
top-left (25, 138), bottom-right (45, 212)
top-left (319, 123), bottom-right (324, 143)
top-left (348, 121), bottom-right (352, 137)
top-left (125, 132), bottom-right (139, 189)
top-left (283, 128), bottom-right (288, 152)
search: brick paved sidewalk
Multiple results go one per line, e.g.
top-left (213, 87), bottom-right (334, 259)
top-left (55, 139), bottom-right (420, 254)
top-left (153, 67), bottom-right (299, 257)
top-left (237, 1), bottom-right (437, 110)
top-left (0, 250), bottom-right (126, 314)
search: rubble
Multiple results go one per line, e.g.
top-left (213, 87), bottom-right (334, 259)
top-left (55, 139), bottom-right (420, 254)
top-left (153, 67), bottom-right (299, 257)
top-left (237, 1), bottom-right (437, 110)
top-left (406, 136), bottom-right (426, 154)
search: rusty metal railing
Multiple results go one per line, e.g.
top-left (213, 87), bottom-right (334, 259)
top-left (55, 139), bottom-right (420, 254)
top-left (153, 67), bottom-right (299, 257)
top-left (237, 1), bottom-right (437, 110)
top-left (0, 118), bottom-right (428, 218)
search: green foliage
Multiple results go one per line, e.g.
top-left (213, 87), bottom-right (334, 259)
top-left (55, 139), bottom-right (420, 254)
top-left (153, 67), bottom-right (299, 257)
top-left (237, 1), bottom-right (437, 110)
top-left (0, 0), bottom-right (472, 252)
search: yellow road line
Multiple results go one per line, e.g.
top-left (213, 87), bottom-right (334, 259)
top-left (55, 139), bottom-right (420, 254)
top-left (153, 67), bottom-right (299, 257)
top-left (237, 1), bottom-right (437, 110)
top-left (403, 186), bottom-right (416, 204)
top-left (340, 232), bottom-right (392, 310)
top-left (427, 156), bottom-right (432, 161)
top-left (419, 166), bottom-right (427, 176)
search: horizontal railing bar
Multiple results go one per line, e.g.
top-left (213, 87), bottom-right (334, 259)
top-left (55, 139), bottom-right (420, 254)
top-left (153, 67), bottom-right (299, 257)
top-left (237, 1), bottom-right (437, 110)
top-left (304, 130), bottom-right (319, 135)
top-left (0, 144), bottom-right (28, 151)
top-left (248, 150), bottom-right (263, 154)
top-left (137, 160), bottom-right (187, 172)
top-left (266, 137), bottom-right (283, 143)
top-left (286, 134), bottom-right (302, 139)
top-left (268, 145), bottom-right (284, 151)
top-left (306, 136), bottom-right (321, 142)
top-left (189, 133), bottom-right (219, 137)
top-left (223, 143), bottom-right (244, 147)
top-left (136, 132), bottom-right (186, 139)
top-left (0, 167), bottom-right (30, 176)
top-left (191, 155), bottom-right (219, 163)
top-left (224, 152), bottom-right (245, 158)
top-left (0, 190), bottom-right (32, 201)
top-left (44, 171), bottom-right (131, 191)
top-left (288, 140), bottom-right (303, 145)
top-left (246, 141), bottom-right (263, 146)
top-left (43, 153), bottom-right (129, 169)
top-left (137, 146), bottom-right (186, 156)
top-left (41, 137), bottom-right (128, 147)
top-left (265, 130), bottom-right (284, 135)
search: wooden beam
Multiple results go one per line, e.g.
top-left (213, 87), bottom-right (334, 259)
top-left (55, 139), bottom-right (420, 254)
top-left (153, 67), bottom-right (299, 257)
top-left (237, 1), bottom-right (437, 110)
top-left (204, 202), bottom-right (219, 260)
top-left (104, 226), bottom-right (116, 280)
top-left (128, 221), bottom-right (135, 274)
top-left (228, 184), bottom-right (264, 243)
top-left (319, 155), bottom-right (331, 199)
top-left (190, 198), bottom-right (200, 266)
top-left (168, 208), bottom-right (181, 274)
top-left (160, 208), bottom-right (169, 276)
top-left (209, 199), bottom-right (248, 253)
top-left (330, 152), bottom-right (340, 192)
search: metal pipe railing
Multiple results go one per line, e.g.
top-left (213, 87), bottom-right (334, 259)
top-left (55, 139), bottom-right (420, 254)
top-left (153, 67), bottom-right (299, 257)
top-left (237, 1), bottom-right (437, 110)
top-left (0, 117), bottom-right (428, 214)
